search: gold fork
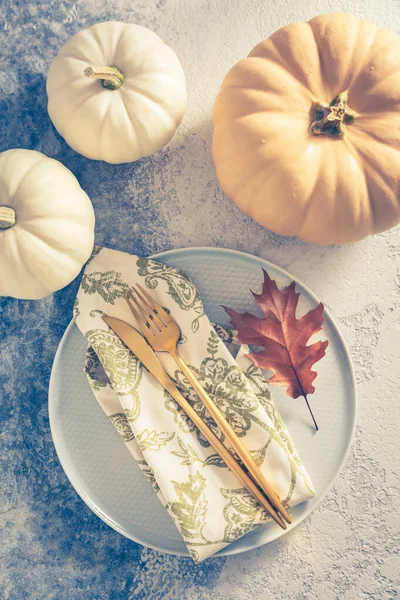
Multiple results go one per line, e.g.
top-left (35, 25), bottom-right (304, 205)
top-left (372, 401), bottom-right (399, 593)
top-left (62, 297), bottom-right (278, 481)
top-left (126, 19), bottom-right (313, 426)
top-left (127, 283), bottom-right (291, 525)
top-left (103, 314), bottom-right (286, 529)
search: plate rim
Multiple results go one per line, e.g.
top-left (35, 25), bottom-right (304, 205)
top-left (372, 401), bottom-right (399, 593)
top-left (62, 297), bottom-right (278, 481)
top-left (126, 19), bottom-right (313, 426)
top-left (49, 246), bottom-right (357, 558)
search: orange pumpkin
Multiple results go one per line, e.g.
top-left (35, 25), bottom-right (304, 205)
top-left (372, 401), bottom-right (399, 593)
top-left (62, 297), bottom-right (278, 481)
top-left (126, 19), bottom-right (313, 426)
top-left (212, 13), bottom-right (400, 244)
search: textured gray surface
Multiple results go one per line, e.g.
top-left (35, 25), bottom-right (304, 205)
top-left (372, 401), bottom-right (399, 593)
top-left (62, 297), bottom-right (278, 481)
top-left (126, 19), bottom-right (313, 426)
top-left (0, 0), bottom-right (399, 599)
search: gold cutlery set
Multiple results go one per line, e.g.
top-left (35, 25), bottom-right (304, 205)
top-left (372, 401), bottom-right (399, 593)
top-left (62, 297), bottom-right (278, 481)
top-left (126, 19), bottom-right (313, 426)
top-left (103, 284), bottom-right (291, 529)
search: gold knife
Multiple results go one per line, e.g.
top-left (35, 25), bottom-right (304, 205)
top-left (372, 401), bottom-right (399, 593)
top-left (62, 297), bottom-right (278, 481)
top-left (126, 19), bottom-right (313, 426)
top-left (102, 315), bottom-right (287, 530)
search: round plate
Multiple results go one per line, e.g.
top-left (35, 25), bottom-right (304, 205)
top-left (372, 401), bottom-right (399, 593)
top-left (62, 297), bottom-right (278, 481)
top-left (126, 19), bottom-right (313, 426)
top-left (49, 247), bottom-right (356, 558)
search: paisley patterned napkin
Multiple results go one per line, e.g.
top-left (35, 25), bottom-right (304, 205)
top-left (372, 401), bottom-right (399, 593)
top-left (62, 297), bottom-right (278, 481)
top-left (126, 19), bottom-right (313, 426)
top-left (74, 247), bottom-right (315, 562)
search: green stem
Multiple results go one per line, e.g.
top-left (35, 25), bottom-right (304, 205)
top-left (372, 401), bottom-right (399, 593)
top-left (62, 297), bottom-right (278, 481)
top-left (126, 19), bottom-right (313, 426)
top-left (0, 206), bottom-right (16, 229)
top-left (310, 90), bottom-right (359, 138)
top-left (84, 65), bottom-right (125, 90)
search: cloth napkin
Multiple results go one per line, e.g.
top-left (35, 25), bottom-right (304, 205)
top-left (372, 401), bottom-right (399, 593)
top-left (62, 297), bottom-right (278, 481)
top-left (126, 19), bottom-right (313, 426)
top-left (74, 247), bottom-right (315, 562)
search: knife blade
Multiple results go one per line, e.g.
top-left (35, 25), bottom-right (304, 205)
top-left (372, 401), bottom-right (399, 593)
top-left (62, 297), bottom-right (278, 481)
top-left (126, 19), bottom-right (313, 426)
top-left (103, 315), bottom-right (178, 396)
top-left (102, 315), bottom-right (287, 529)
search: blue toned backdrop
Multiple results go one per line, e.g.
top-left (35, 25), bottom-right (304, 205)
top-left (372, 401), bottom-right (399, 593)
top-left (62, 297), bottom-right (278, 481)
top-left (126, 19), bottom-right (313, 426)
top-left (1, 1), bottom-right (399, 599)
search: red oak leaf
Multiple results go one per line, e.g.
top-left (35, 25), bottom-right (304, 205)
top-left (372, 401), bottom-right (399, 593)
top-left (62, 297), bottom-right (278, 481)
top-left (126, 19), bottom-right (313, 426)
top-left (224, 269), bottom-right (328, 430)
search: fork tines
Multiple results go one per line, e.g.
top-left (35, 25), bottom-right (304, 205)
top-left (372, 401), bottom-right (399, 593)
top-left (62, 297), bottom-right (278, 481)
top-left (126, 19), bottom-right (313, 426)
top-left (127, 284), bottom-right (167, 334)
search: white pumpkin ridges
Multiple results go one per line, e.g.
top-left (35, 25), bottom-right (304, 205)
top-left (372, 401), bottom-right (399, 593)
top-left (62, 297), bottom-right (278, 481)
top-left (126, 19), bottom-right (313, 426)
top-left (7, 228), bottom-right (81, 297)
top-left (0, 149), bottom-right (95, 300)
top-left (46, 21), bottom-right (186, 164)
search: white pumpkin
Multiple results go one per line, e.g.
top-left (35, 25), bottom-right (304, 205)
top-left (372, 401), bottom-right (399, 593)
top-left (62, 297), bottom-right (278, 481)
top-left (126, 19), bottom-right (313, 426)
top-left (46, 21), bottom-right (187, 164)
top-left (0, 149), bottom-right (95, 299)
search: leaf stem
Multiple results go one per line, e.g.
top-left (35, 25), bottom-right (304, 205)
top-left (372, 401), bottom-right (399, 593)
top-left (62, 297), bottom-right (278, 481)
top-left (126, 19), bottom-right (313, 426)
top-left (304, 396), bottom-right (318, 431)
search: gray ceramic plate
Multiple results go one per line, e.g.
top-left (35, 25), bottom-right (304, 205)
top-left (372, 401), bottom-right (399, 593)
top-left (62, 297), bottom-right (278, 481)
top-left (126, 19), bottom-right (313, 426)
top-left (49, 247), bottom-right (356, 557)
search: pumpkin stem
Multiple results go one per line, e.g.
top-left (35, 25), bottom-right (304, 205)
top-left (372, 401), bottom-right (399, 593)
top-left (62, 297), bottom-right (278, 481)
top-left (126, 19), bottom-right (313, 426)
top-left (310, 91), bottom-right (358, 138)
top-left (0, 206), bottom-right (16, 230)
top-left (84, 66), bottom-right (125, 90)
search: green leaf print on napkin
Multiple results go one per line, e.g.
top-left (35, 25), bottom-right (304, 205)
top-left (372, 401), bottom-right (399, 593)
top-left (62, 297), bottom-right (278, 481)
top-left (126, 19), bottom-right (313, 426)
top-left (203, 454), bottom-right (227, 468)
top-left (164, 389), bottom-right (196, 436)
top-left (138, 460), bottom-right (160, 494)
top-left (136, 258), bottom-right (204, 332)
top-left (81, 271), bottom-right (131, 304)
top-left (206, 329), bottom-right (220, 357)
top-left (221, 488), bottom-right (266, 543)
top-left (87, 329), bottom-right (143, 421)
top-left (169, 471), bottom-right (208, 541)
top-left (86, 245), bottom-right (103, 265)
top-left (242, 361), bottom-right (277, 423)
top-left (136, 429), bottom-right (175, 452)
top-left (171, 437), bottom-right (226, 468)
top-left (73, 297), bottom-right (80, 319)
top-left (249, 442), bottom-right (271, 467)
top-left (213, 323), bottom-right (235, 345)
top-left (109, 413), bottom-right (135, 443)
top-left (84, 345), bottom-right (110, 392)
top-left (171, 437), bottom-right (202, 466)
top-left (172, 357), bottom-right (259, 447)
top-left (164, 327), bottom-right (251, 445)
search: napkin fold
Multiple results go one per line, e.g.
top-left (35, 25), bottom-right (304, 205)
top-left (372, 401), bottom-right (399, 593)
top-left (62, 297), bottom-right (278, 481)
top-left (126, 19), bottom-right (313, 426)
top-left (74, 247), bottom-right (315, 562)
